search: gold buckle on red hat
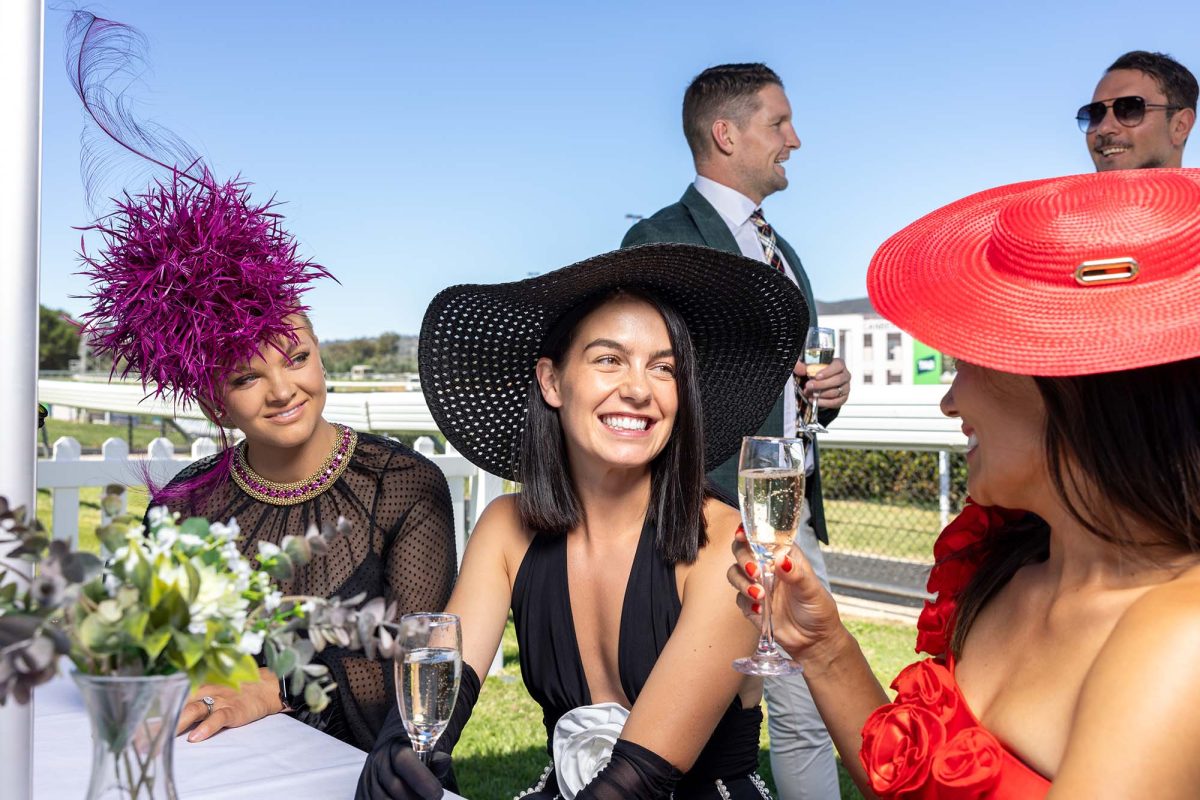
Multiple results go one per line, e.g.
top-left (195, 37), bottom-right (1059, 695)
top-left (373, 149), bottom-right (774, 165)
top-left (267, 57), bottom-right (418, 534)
top-left (1075, 257), bottom-right (1139, 286)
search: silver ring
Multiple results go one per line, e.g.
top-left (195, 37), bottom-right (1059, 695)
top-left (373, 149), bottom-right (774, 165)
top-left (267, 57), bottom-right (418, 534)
top-left (201, 695), bottom-right (215, 718)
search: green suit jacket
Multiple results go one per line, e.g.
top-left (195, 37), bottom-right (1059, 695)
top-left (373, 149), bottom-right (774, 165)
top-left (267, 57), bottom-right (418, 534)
top-left (621, 184), bottom-right (835, 543)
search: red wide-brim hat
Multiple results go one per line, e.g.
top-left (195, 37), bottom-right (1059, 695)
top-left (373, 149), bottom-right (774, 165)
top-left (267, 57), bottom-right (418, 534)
top-left (868, 168), bottom-right (1200, 376)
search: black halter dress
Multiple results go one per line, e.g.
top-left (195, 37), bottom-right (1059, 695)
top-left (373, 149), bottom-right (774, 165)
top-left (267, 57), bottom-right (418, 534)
top-left (511, 519), bottom-right (769, 799)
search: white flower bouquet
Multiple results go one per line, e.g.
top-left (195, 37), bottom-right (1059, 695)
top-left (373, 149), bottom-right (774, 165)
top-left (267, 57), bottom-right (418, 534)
top-left (0, 497), bottom-right (398, 707)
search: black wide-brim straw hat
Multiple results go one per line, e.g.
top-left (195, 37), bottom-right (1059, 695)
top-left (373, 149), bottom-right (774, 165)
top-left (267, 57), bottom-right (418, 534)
top-left (419, 243), bottom-right (809, 481)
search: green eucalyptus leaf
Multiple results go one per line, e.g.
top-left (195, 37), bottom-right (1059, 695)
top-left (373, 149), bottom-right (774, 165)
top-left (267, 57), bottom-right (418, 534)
top-left (271, 647), bottom-right (297, 678)
top-left (282, 535), bottom-right (311, 564)
top-left (96, 525), bottom-right (126, 554)
top-left (115, 585), bottom-right (139, 610)
top-left (304, 681), bottom-right (328, 712)
top-left (60, 551), bottom-right (103, 584)
top-left (264, 553), bottom-right (294, 582)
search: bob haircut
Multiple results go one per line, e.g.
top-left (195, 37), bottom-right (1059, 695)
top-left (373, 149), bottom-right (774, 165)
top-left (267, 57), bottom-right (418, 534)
top-left (951, 356), bottom-right (1200, 656)
top-left (515, 288), bottom-right (708, 563)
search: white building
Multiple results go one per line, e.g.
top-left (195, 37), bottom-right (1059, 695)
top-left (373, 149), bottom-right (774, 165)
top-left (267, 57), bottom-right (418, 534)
top-left (819, 299), bottom-right (952, 387)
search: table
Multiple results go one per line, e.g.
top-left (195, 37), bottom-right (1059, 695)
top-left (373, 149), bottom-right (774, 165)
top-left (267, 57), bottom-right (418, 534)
top-left (33, 673), bottom-right (466, 799)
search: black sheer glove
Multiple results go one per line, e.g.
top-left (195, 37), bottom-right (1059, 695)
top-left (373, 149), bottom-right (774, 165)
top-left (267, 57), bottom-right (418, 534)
top-left (574, 739), bottom-right (684, 800)
top-left (354, 664), bottom-right (482, 800)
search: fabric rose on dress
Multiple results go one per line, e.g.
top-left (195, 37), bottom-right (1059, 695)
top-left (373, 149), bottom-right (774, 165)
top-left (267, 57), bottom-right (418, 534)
top-left (926, 557), bottom-right (978, 599)
top-left (915, 599), bottom-right (957, 659)
top-left (931, 727), bottom-right (1004, 799)
top-left (890, 659), bottom-right (972, 731)
top-left (931, 503), bottom-right (990, 563)
top-left (861, 702), bottom-right (947, 799)
top-left (552, 702), bottom-right (630, 800)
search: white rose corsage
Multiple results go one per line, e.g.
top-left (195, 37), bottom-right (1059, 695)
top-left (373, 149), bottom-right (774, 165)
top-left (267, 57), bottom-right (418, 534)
top-left (551, 702), bottom-right (630, 799)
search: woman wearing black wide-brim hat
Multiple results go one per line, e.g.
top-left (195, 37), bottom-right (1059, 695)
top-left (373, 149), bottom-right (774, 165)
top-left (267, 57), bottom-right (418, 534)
top-left (356, 243), bottom-right (810, 799)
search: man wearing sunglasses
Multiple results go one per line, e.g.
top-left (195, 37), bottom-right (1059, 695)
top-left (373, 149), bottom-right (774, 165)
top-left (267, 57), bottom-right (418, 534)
top-left (1081, 50), bottom-right (1197, 172)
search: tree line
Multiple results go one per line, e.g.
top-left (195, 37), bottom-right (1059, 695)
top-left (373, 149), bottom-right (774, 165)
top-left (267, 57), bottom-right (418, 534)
top-left (39, 305), bottom-right (417, 377)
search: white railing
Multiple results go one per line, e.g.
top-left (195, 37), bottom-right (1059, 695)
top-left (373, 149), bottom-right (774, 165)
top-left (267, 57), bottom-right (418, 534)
top-left (36, 435), bottom-right (506, 567)
top-left (41, 380), bottom-right (964, 446)
top-left (39, 379), bottom-right (440, 433)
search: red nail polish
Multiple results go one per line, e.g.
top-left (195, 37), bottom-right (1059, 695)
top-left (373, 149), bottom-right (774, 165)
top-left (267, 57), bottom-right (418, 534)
top-left (748, 585), bottom-right (763, 600)
top-left (781, 555), bottom-right (794, 573)
top-left (751, 602), bottom-right (761, 614)
top-left (744, 561), bottom-right (757, 578)
top-left (736, 523), bottom-right (745, 536)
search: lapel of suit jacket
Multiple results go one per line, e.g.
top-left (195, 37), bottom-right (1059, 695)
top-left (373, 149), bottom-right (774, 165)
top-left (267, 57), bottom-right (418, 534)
top-left (680, 185), bottom-right (742, 253)
top-left (774, 234), bottom-right (818, 327)
top-left (682, 183), bottom-right (818, 326)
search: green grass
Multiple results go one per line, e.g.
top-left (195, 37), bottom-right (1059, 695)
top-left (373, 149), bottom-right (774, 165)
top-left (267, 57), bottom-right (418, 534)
top-left (35, 486), bottom-right (149, 552)
top-left (42, 418), bottom-right (190, 452)
top-left (455, 616), bottom-right (917, 800)
top-left (824, 498), bottom-right (941, 562)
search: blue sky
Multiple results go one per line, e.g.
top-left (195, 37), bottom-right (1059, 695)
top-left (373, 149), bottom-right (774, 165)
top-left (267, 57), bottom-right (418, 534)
top-left (40, 0), bottom-right (1200, 339)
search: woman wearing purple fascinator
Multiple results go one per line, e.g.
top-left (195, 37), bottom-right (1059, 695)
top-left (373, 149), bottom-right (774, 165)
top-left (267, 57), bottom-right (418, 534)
top-left (67, 12), bottom-right (456, 752)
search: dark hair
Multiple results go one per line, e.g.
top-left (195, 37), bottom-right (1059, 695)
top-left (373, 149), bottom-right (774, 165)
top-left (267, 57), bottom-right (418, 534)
top-left (1108, 51), bottom-right (1199, 112)
top-left (682, 63), bottom-right (783, 161)
top-left (951, 357), bottom-right (1200, 656)
top-left (515, 288), bottom-right (708, 563)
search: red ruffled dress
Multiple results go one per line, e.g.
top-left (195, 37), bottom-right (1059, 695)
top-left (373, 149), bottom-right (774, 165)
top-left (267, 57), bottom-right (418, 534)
top-left (858, 502), bottom-right (1051, 799)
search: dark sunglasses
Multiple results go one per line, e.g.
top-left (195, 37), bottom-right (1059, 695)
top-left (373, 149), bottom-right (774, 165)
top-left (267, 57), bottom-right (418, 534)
top-left (1076, 95), bottom-right (1182, 133)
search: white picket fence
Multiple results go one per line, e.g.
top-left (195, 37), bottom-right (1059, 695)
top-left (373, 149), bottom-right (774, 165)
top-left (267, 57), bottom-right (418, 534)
top-left (35, 434), bottom-right (505, 566)
top-left (38, 379), bottom-right (440, 433)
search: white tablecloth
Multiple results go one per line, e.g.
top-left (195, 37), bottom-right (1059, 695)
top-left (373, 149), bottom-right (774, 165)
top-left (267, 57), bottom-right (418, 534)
top-left (33, 673), bottom-right (466, 799)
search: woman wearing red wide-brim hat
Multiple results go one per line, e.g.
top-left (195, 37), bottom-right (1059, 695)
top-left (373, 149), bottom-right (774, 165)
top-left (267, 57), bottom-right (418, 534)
top-left (729, 168), bottom-right (1200, 799)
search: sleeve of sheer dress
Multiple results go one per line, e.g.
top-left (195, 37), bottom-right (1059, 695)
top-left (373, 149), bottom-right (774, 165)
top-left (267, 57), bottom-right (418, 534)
top-left (574, 740), bottom-right (684, 799)
top-left (382, 453), bottom-right (457, 615)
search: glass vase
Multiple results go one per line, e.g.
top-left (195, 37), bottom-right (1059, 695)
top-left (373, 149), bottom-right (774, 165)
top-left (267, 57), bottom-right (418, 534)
top-left (72, 671), bottom-right (191, 800)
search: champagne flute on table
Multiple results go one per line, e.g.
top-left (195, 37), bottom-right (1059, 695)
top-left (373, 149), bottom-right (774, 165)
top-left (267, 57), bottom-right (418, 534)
top-left (733, 436), bottom-right (806, 677)
top-left (801, 326), bottom-right (835, 435)
top-left (395, 612), bottom-right (462, 763)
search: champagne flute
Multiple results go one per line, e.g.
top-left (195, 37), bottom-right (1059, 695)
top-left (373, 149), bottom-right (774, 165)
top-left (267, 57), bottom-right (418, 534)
top-left (394, 612), bottom-right (462, 763)
top-left (801, 327), bottom-right (835, 435)
top-left (733, 436), bottom-right (806, 677)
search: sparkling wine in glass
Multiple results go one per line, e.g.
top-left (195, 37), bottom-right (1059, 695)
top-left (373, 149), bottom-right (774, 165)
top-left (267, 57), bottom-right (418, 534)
top-left (733, 436), bottom-right (806, 677)
top-left (395, 612), bottom-right (462, 763)
top-left (801, 327), bottom-right (835, 434)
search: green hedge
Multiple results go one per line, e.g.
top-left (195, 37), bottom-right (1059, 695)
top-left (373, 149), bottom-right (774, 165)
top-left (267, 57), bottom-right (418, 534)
top-left (820, 448), bottom-right (968, 508)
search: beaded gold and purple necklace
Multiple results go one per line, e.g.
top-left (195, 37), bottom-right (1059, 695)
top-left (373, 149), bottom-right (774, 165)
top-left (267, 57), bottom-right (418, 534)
top-left (230, 423), bottom-right (357, 505)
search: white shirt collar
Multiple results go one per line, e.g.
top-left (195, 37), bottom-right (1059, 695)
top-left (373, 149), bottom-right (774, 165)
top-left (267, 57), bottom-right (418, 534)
top-left (693, 175), bottom-right (760, 229)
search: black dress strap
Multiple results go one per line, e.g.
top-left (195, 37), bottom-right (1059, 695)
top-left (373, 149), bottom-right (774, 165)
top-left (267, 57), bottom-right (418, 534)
top-left (511, 518), bottom-right (764, 793)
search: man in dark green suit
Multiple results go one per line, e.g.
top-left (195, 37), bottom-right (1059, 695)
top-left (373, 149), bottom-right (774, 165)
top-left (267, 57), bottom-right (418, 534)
top-left (621, 63), bottom-right (851, 800)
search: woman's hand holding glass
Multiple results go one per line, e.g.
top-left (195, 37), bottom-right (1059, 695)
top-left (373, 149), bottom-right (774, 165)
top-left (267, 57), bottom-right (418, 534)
top-left (727, 529), bottom-right (845, 664)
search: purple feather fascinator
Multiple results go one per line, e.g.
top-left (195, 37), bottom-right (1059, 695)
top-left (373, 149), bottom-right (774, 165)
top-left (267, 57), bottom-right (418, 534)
top-left (67, 12), bottom-right (334, 412)
top-left (78, 173), bottom-right (333, 411)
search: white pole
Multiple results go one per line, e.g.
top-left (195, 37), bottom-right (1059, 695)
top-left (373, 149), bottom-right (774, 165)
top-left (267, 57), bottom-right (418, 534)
top-left (938, 449), bottom-right (951, 530)
top-left (0, 2), bottom-right (44, 798)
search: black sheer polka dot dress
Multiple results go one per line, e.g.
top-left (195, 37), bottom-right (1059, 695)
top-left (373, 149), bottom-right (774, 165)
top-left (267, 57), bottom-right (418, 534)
top-left (156, 428), bottom-right (457, 751)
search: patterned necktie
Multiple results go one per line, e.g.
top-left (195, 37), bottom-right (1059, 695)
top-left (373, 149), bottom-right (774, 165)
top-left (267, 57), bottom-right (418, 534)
top-left (751, 209), bottom-right (812, 433)
top-left (749, 208), bottom-right (787, 273)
